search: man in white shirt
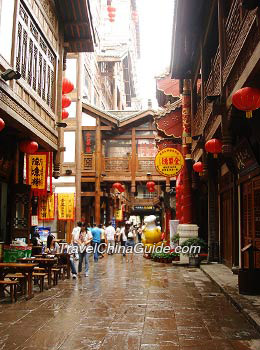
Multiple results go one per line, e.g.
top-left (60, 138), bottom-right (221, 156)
top-left (105, 222), bottom-right (116, 255)
top-left (71, 221), bottom-right (82, 244)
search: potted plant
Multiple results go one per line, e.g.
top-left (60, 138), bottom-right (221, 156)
top-left (180, 237), bottom-right (207, 267)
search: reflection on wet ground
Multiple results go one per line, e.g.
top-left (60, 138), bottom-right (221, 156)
top-left (0, 254), bottom-right (259, 349)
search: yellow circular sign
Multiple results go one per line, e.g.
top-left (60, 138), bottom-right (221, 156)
top-left (155, 147), bottom-right (184, 177)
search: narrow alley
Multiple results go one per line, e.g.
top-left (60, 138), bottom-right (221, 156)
top-left (1, 255), bottom-right (259, 350)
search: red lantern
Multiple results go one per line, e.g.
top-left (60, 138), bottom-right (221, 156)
top-left (107, 6), bottom-right (116, 12)
top-left (62, 95), bottom-right (71, 108)
top-left (193, 162), bottom-right (204, 175)
top-left (146, 181), bottom-right (155, 189)
top-left (118, 184), bottom-right (125, 193)
top-left (112, 183), bottom-right (121, 190)
top-left (232, 87), bottom-right (260, 118)
top-left (19, 141), bottom-right (38, 154)
top-left (0, 118), bottom-right (5, 131)
top-left (62, 78), bottom-right (74, 94)
top-left (62, 109), bottom-right (69, 120)
top-left (108, 12), bottom-right (116, 18)
top-left (205, 138), bottom-right (222, 158)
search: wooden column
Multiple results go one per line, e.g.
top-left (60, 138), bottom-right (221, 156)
top-left (131, 128), bottom-right (136, 194)
top-left (75, 53), bottom-right (83, 222)
top-left (95, 117), bottom-right (102, 225)
top-left (113, 63), bottom-right (117, 110)
top-left (53, 42), bottom-right (64, 178)
top-left (182, 79), bottom-right (192, 224)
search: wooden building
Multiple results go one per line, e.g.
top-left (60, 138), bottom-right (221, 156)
top-left (0, 0), bottom-right (94, 243)
top-left (171, 0), bottom-right (260, 269)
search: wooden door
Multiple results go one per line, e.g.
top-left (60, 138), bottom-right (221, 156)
top-left (10, 184), bottom-right (31, 242)
top-left (220, 189), bottom-right (233, 267)
top-left (241, 177), bottom-right (260, 268)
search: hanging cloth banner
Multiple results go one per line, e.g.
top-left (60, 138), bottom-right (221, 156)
top-left (26, 152), bottom-right (49, 196)
top-left (115, 208), bottom-right (123, 221)
top-left (57, 193), bottom-right (75, 221)
top-left (38, 193), bottom-right (55, 221)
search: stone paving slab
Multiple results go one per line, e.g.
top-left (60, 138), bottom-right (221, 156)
top-left (0, 255), bottom-right (259, 349)
top-left (201, 263), bottom-right (260, 333)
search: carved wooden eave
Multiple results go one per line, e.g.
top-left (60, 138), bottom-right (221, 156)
top-left (154, 99), bottom-right (182, 139)
top-left (54, 0), bottom-right (95, 52)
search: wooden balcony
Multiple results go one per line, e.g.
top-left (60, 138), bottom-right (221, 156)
top-left (81, 154), bottom-right (159, 177)
top-left (198, 0), bottom-right (258, 137)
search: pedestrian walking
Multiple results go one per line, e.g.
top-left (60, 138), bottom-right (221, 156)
top-left (115, 225), bottom-right (121, 246)
top-left (91, 223), bottom-right (101, 262)
top-left (71, 221), bottom-right (82, 260)
top-left (105, 222), bottom-right (116, 255)
top-left (99, 224), bottom-right (106, 257)
top-left (125, 222), bottom-right (135, 263)
top-left (120, 224), bottom-right (127, 256)
top-left (78, 225), bottom-right (92, 277)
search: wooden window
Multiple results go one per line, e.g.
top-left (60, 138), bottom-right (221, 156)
top-left (15, 2), bottom-right (56, 110)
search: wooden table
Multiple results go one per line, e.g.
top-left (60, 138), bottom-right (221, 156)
top-left (0, 263), bottom-right (37, 300)
top-left (17, 258), bottom-right (57, 288)
top-left (32, 253), bottom-right (71, 279)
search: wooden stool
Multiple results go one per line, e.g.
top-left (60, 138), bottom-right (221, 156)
top-left (5, 273), bottom-right (26, 295)
top-left (32, 272), bottom-right (46, 292)
top-left (51, 268), bottom-right (60, 286)
top-left (0, 280), bottom-right (18, 303)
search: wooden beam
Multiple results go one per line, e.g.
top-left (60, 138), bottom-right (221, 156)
top-left (81, 192), bottom-right (96, 196)
top-left (81, 178), bottom-right (95, 182)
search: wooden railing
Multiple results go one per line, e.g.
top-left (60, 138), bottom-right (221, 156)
top-left (103, 157), bottom-right (130, 172)
top-left (81, 154), bottom-right (159, 175)
top-left (138, 157), bottom-right (156, 173)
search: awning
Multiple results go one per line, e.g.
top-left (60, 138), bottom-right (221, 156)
top-left (54, 0), bottom-right (95, 52)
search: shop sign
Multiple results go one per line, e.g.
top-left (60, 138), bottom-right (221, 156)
top-left (155, 147), bottom-right (184, 177)
top-left (234, 138), bottom-right (259, 176)
top-left (57, 193), bottom-right (74, 221)
top-left (133, 206), bottom-right (154, 210)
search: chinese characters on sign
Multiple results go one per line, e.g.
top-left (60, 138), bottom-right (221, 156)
top-left (57, 193), bottom-right (75, 221)
top-left (155, 148), bottom-right (184, 177)
top-left (38, 194), bottom-right (55, 221)
top-left (26, 153), bottom-right (48, 195)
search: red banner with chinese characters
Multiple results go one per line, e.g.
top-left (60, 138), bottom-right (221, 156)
top-left (38, 193), bottom-right (55, 221)
top-left (26, 152), bottom-right (48, 196)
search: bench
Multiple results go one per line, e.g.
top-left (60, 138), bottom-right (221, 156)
top-left (51, 268), bottom-right (60, 286)
top-left (32, 272), bottom-right (46, 292)
top-left (5, 273), bottom-right (26, 295)
top-left (0, 280), bottom-right (18, 302)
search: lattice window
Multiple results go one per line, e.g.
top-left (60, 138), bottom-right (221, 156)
top-left (105, 159), bottom-right (129, 171)
top-left (16, 2), bottom-right (56, 110)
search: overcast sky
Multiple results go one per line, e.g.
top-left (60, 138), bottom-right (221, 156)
top-left (136, 0), bottom-right (175, 106)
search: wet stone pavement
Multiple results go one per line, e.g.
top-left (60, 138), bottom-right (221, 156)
top-left (0, 255), bottom-right (260, 350)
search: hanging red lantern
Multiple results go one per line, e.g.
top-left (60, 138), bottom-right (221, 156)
top-left (119, 185), bottom-right (125, 193)
top-left (62, 95), bottom-right (71, 108)
top-left (232, 87), bottom-right (260, 118)
top-left (108, 12), bottom-right (116, 18)
top-left (107, 6), bottom-right (116, 12)
top-left (0, 118), bottom-right (5, 131)
top-left (62, 109), bottom-right (69, 120)
top-left (193, 162), bottom-right (204, 175)
top-left (62, 78), bottom-right (74, 94)
top-left (112, 183), bottom-right (121, 190)
top-left (205, 138), bottom-right (222, 158)
top-left (19, 140), bottom-right (38, 154)
top-left (146, 181), bottom-right (155, 189)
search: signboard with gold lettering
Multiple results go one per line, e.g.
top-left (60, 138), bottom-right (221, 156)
top-left (58, 193), bottom-right (74, 221)
top-left (26, 152), bottom-right (48, 195)
top-left (38, 194), bottom-right (55, 221)
top-left (155, 147), bottom-right (184, 177)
